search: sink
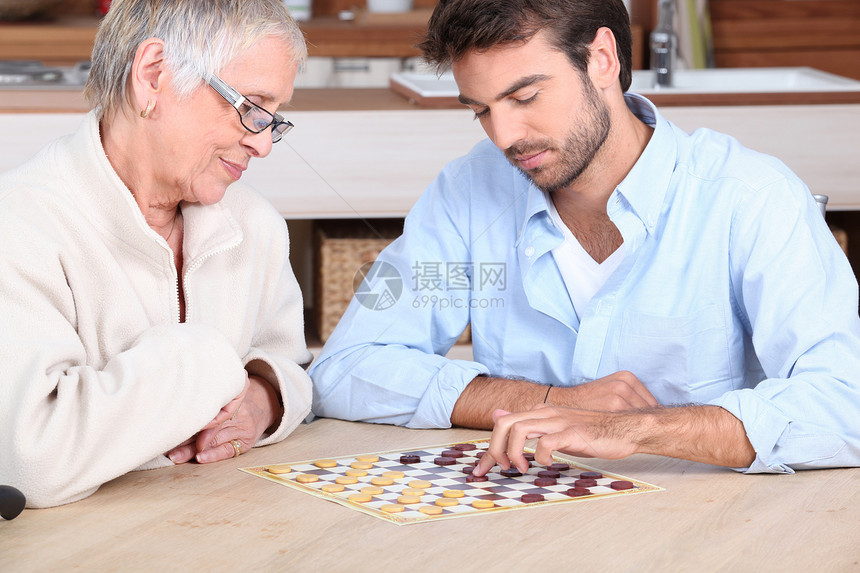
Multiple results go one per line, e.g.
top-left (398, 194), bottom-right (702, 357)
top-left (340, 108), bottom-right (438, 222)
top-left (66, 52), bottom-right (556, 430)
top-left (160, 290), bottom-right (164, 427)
top-left (390, 67), bottom-right (860, 107)
top-left (629, 67), bottom-right (860, 94)
top-left (389, 71), bottom-right (457, 101)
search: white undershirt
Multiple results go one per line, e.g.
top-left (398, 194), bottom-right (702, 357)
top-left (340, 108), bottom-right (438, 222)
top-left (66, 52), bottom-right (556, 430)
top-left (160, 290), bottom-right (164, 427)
top-left (546, 197), bottom-right (625, 320)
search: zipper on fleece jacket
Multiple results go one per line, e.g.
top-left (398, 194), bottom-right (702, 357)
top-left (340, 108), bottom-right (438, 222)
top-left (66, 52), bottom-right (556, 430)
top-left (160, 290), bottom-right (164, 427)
top-left (179, 240), bottom-right (242, 323)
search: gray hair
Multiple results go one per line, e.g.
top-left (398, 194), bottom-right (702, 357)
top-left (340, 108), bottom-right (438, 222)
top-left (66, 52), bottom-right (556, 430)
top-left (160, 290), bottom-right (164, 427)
top-left (84, 0), bottom-right (307, 119)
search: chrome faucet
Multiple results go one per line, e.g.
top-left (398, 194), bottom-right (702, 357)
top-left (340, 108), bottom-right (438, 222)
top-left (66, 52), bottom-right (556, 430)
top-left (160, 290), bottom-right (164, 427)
top-left (650, 0), bottom-right (676, 88)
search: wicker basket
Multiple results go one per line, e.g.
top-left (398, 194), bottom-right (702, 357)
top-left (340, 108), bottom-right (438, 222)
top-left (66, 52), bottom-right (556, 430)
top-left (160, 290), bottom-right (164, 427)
top-left (313, 219), bottom-right (403, 343)
top-left (313, 219), bottom-right (471, 345)
top-left (0, 0), bottom-right (62, 19)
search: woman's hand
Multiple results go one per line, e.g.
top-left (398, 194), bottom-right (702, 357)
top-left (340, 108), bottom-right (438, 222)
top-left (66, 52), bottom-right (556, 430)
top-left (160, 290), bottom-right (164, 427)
top-left (166, 374), bottom-right (282, 464)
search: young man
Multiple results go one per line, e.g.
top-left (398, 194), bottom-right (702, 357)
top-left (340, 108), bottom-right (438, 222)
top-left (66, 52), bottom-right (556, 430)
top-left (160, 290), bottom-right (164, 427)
top-left (310, 0), bottom-right (860, 474)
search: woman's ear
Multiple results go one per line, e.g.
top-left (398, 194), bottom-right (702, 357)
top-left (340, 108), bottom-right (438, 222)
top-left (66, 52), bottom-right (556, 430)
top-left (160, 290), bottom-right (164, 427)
top-left (130, 37), bottom-right (167, 115)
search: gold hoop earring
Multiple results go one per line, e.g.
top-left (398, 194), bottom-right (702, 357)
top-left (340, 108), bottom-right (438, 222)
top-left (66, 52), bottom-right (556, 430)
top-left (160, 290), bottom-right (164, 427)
top-left (140, 100), bottom-right (154, 118)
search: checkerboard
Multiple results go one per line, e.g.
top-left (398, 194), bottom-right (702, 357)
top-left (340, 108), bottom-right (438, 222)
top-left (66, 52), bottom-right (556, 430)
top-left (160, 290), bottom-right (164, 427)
top-left (241, 439), bottom-right (662, 525)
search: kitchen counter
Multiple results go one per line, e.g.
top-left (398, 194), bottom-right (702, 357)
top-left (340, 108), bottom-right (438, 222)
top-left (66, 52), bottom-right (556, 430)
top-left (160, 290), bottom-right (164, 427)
top-left (2, 87), bottom-right (858, 214)
top-left (0, 86), bottom-right (417, 113)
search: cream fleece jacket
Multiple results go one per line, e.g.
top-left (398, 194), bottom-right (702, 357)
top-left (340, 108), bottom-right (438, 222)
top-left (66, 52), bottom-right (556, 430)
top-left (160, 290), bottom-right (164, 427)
top-left (0, 112), bottom-right (313, 508)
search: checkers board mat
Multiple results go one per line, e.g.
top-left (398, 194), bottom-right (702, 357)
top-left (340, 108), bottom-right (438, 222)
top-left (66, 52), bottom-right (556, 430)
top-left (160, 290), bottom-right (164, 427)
top-left (241, 439), bottom-right (662, 525)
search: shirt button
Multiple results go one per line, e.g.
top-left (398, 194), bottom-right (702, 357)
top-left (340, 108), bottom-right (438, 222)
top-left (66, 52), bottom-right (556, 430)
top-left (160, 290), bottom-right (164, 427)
top-left (525, 246), bottom-right (535, 257)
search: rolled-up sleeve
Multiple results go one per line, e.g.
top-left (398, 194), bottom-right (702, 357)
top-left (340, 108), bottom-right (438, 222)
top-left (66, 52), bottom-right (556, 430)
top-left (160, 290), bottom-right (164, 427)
top-left (310, 159), bottom-right (491, 428)
top-left (715, 174), bottom-right (860, 472)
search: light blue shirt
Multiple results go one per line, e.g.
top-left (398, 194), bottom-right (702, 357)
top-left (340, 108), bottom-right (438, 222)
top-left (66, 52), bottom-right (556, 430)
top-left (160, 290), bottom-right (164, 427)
top-left (310, 94), bottom-right (860, 473)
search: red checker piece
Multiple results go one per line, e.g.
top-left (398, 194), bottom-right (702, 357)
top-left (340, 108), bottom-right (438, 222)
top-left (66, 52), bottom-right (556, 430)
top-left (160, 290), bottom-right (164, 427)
top-left (461, 466), bottom-right (477, 474)
top-left (499, 467), bottom-right (523, 478)
top-left (523, 452), bottom-right (536, 462)
top-left (465, 474), bottom-right (489, 483)
top-left (547, 463), bottom-right (570, 471)
top-left (537, 470), bottom-right (560, 479)
top-left (441, 449), bottom-right (465, 459)
top-left (399, 454), bottom-right (421, 464)
top-left (521, 493), bottom-right (545, 503)
top-left (574, 478), bottom-right (598, 488)
top-left (610, 480), bottom-right (635, 490)
top-left (434, 456), bottom-right (457, 466)
top-left (452, 443), bottom-right (478, 451)
top-left (580, 471), bottom-right (603, 479)
top-left (566, 487), bottom-right (592, 497)
top-left (475, 451), bottom-right (486, 458)
top-left (534, 477), bottom-right (557, 487)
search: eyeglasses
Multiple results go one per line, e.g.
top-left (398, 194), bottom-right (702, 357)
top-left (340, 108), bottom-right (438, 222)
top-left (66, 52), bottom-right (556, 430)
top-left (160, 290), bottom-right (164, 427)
top-left (208, 75), bottom-right (293, 143)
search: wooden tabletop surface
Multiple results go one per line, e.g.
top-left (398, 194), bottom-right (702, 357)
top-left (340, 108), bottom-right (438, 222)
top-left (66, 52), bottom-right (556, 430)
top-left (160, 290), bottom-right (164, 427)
top-left (1, 418), bottom-right (857, 571)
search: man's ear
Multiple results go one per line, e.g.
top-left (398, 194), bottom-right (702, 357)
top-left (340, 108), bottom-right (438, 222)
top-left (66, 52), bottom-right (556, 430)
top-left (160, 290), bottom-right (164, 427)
top-left (588, 27), bottom-right (621, 91)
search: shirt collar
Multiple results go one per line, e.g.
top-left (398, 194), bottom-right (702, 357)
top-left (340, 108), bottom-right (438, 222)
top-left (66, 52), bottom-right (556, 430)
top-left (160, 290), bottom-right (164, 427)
top-left (612, 93), bottom-right (678, 233)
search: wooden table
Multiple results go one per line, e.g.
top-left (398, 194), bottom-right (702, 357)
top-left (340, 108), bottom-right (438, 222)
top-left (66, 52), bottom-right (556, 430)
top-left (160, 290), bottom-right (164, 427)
top-left (1, 418), bottom-right (857, 571)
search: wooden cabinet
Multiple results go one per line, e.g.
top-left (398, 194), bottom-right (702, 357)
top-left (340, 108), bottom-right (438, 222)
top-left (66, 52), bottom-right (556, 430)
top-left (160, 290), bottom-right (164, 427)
top-left (0, 17), bottom-right (432, 65)
top-left (631, 0), bottom-right (860, 80)
top-left (709, 0), bottom-right (860, 80)
top-left (0, 0), bottom-right (650, 66)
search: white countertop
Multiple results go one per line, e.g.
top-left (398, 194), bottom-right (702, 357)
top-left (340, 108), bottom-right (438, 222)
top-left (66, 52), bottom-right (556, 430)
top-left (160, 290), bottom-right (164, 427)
top-left (1, 104), bottom-right (858, 216)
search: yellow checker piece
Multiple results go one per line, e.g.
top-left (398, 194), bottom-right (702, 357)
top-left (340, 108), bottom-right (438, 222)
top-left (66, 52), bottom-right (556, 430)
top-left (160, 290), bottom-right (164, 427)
top-left (266, 464), bottom-right (291, 474)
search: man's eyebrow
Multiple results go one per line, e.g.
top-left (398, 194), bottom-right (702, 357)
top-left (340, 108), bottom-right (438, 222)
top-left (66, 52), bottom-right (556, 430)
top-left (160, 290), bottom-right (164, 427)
top-left (457, 74), bottom-right (551, 106)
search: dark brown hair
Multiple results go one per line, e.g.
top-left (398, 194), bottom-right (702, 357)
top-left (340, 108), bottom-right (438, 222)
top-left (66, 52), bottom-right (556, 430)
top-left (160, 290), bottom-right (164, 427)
top-left (418, 0), bottom-right (633, 92)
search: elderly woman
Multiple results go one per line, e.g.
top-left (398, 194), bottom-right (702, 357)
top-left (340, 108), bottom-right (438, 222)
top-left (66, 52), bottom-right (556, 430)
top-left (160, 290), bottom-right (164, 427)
top-left (0, 0), bottom-right (312, 508)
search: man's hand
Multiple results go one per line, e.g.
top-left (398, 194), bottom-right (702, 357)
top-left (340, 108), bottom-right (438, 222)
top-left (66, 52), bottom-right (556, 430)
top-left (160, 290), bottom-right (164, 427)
top-left (473, 404), bottom-right (640, 475)
top-left (451, 370), bottom-right (657, 429)
top-left (553, 371), bottom-right (657, 411)
top-left (472, 401), bottom-right (756, 476)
